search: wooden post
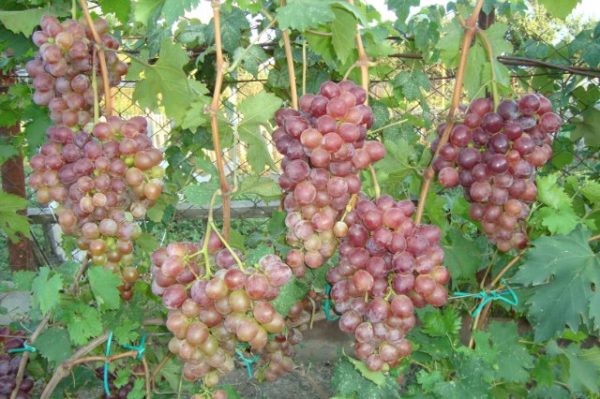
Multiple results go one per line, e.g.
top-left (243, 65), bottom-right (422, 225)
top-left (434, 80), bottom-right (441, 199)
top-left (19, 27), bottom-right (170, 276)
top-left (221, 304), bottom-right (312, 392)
top-left (1, 71), bottom-right (35, 270)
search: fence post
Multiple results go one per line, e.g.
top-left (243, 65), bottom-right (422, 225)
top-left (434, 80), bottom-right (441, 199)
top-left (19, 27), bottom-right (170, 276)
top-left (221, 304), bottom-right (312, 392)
top-left (1, 70), bottom-right (36, 270)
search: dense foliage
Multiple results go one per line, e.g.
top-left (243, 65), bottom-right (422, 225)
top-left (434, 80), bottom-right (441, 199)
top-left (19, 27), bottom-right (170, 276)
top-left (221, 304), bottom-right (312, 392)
top-left (0, 0), bottom-right (598, 398)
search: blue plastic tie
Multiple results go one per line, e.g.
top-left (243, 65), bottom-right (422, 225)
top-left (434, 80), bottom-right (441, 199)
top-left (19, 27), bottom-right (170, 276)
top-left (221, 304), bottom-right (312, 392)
top-left (324, 283), bottom-right (339, 321)
top-left (103, 331), bottom-right (113, 396)
top-left (7, 341), bottom-right (37, 354)
top-left (235, 349), bottom-right (259, 379)
top-left (452, 280), bottom-right (519, 316)
top-left (122, 334), bottom-right (147, 360)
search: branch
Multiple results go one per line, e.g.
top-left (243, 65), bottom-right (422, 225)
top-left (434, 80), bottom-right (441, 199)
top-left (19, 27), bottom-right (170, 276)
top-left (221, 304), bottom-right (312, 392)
top-left (11, 258), bottom-right (89, 399)
top-left (477, 29), bottom-right (500, 109)
top-left (79, 0), bottom-right (113, 116)
top-left (414, 0), bottom-right (485, 225)
top-left (40, 332), bottom-right (110, 399)
top-left (280, 0), bottom-right (298, 109)
top-left (349, 0), bottom-right (369, 104)
top-left (210, 0), bottom-right (232, 240)
top-left (9, 313), bottom-right (50, 399)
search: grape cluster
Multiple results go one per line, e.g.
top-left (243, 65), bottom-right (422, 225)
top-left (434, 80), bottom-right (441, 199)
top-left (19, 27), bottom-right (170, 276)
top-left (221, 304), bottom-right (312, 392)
top-left (432, 94), bottom-right (561, 251)
top-left (150, 236), bottom-right (293, 387)
top-left (273, 80), bottom-right (385, 275)
top-left (255, 329), bottom-right (300, 382)
top-left (27, 15), bottom-right (127, 126)
top-left (326, 195), bottom-right (450, 371)
top-left (0, 328), bottom-right (34, 399)
top-left (29, 117), bottom-right (164, 298)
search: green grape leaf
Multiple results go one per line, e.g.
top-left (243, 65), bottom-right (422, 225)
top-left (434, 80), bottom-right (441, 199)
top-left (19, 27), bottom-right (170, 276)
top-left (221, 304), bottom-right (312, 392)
top-left (473, 321), bottom-right (534, 383)
top-left (331, 6), bottom-right (357, 64)
top-left (537, 174), bottom-right (572, 210)
top-left (512, 228), bottom-right (600, 341)
top-left (483, 23), bottom-right (512, 56)
top-left (437, 20), bottom-right (463, 67)
top-left (272, 277), bottom-right (309, 317)
top-left (464, 43), bottom-right (487, 100)
top-left (237, 92), bottom-right (282, 173)
top-left (88, 267), bottom-right (122, 310)
top-left (236, 175), bottom-right (280, 199)
top-left (346, 355), bottom-right (386, 385)
top-left (134, 0), bottom-right (200, 26)
top-left (421, 307), bottom-right (461, 337)
top-left (180, 91), bottom-right (211, 130)
top-left (61, 303), bottom-right (103, 345)
top-left (393, 71), bottom-right (431, 102)
top-left (443, 229), bottom-right (483, 286)
top-left (386, 0), bottom-right (419, 28)
top-left (538, 0), bottom-right (579, 20)
top-left (430, 349), bottom-right (491, 398)
top-left (12, 270), bottom-right (35, 291)
top-left (183, 178), bottom-right (221, 207)
top-left (132, 40), bottom-right (201, 125)
top-left (331, 357), bottom-right (400, 398)
top-left (537, 206), bottom-right (580, 235)
top-left (0, 8), bottom-right (48, 36)
top-left (232, 45), bottom-right (268, 77)
top-left (547, 341), bottom-right (600, 394)
top-left (114, 369), bottom-right (131, 388)
top-left (0, 191), bottom-right (30, 243)
top-left (35, 328), bottom-right (72, 364)
top-left (127, 379), bottom-right (146, 399)
top-left (99, 0), bottom-right (131, 23)
top-left (277, 0), bottom-right (336, 31)
top-left (31, 267), bottom-right (63, 315)
top-left (531, 356), bottom-right (555, 388)
top-left (571, 107), bottom-right (600, 147)
top-left (581, 179), bottom-right (600, 205)
top-left (23, 104), bottom-right (51, 157)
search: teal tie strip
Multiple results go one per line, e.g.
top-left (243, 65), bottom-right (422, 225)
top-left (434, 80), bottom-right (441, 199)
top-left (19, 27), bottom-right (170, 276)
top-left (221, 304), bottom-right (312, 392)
top-left (7, 341), bottom-right (36, 354)
top-left (103, 331), bottom-right (113, 396)
top-left (235, 348), bottom-right (259, 379)
top-left (452, 280), bottom-right (518, 316)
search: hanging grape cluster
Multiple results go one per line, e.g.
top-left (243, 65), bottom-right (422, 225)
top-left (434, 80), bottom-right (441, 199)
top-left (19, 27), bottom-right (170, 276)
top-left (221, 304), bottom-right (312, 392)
top-left (273, 80), bottom-right (385, 275)
top-left (326, 195), bottom-right (450, 371)
top-left (150, 234), bottom-right (294, 387)
top-left (27, 16), bottom-right (164, 298)
top-left (432, 94), bottom-right (561, 251)
top-left (27, 16), bottom-right (127, 126)
top-left (0, 328), bottom-right (34, 398)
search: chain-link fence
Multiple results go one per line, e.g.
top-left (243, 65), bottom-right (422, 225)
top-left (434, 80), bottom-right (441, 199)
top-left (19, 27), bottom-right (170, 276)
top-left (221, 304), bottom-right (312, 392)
top-left (8, 28), bottom-right (598, 266)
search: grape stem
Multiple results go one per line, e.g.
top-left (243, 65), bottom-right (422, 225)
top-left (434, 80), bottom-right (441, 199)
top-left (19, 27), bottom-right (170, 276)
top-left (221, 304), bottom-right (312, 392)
top-left (477, 28), bottom-right (500, 109)
top-left (369, 164), bottom-right (380, 199)
top-left (349, 0), bottom-right (370, 104)
top-left (210, 0), bottom-right (232, 240)
top-left (369, 119), bottom-right (407, 134)
top-left (280, 0), bottom-right (298, 110)
top-left (91, 48), bottom-right (99, 123)
top-left (414, 0), bottom-right (485, 225)
top-left (341, 194), bottom-right (358, 222)
top-left (150, 353), bottom-right (173, 391)
top-left (78, 0), bottom-right (113, 116)
top-left (209, 220), bottom-right (246, 272)
top-left (302, 40), bottom-right (307, 96)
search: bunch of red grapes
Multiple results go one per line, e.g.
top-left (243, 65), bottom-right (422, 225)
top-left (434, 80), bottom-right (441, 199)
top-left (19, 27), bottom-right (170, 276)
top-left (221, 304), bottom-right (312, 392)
top-left (326, 195), bottom-right (450, 372)
top-left (432, 94), bottom-right (561, 251)
top-left (29, 117), bottom-right (164, 298)
top-left (273, 80), bottom-right (385, 276)
top-left (150, 234), bottom-right (293, 386)
top-left (27, 15), bottom-right (127, 127)
top-left (27, 16), bottom-right (164, 298)
top-left (0, 328), bottom-right (34, 398)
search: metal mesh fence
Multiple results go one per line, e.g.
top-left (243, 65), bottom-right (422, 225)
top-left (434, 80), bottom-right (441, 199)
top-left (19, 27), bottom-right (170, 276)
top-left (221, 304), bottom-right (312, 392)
top-left (7, 36), bottom-right (597, 266)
